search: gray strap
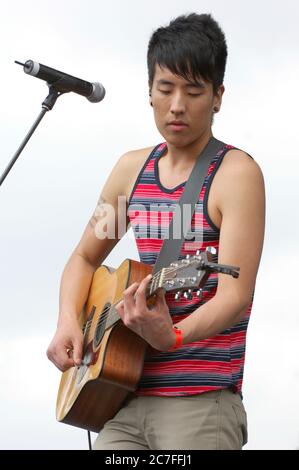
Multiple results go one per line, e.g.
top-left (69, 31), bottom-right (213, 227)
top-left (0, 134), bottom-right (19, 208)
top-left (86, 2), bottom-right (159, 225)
top-left (153, 136), bottom-right (225, 274)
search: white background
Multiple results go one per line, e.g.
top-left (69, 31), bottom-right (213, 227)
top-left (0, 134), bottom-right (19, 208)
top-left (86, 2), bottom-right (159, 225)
top-left (0, 0), bottom-right (298, 450)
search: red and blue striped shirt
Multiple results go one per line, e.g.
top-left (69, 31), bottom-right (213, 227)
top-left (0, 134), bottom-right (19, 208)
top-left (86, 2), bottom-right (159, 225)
top-left (127, 142), bottom-right (252, 396)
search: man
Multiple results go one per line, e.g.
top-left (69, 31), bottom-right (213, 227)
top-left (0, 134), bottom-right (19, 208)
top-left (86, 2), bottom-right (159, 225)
top-left (47, 13), bottom-right (265, 449)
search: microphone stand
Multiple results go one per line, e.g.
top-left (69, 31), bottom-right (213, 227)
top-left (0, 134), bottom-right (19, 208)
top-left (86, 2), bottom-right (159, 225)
top-left (0, 85), bottom-right (66, 187)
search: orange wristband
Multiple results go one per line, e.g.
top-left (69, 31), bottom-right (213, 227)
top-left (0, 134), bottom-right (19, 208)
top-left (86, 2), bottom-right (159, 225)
top-left (168, 326), bottom-right (183, 351)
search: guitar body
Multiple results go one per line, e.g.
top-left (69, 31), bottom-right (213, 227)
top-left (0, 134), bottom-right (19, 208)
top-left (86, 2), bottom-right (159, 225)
top-left (55, 250), bottom-right (239, 433)
top-left (56, 259), bottom-right (152, 432)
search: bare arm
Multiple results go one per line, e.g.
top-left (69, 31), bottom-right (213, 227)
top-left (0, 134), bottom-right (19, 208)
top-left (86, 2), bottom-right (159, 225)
top-left (58, 194), bottom-right (121, 325)
top-left (177, 151), bottom-right (266, 343)
top-left (47, 153), bottom-right (131, 371)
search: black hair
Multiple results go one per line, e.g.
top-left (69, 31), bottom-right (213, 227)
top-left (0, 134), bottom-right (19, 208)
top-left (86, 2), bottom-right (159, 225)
top-left (147, 13), bottom-right (227, 94)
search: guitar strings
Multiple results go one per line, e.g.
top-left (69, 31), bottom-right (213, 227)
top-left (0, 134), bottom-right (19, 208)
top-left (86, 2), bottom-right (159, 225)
top-left (82, 259), bottom-right (233, 346)
top-left (83, 270), bottom-right (163, 333)
top-left (83, 261), bottom-right (204, 334)
top-left (81, 263), bottom-right (200, 353)
top-left (87, 265), bottom-right (189, 328)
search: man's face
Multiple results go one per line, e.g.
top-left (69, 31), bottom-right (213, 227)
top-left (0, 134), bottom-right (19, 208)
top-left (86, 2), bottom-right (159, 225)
top-left (150, 65), bottom-right (224, 148)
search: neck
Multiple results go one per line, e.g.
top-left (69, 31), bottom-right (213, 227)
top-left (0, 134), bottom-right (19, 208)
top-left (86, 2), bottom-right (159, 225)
top-left (166, 129), bottom-right (213, 166)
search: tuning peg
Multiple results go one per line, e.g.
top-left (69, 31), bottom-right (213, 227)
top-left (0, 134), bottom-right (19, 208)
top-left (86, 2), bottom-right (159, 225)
top-left (174, 291), bottom-right (182, 301)
top-left (196, 289), bottom-right (203, 299)
top-left (206, 246), bottom-right (217, 255)
top-left (183, 289), bottom-right (193, 300)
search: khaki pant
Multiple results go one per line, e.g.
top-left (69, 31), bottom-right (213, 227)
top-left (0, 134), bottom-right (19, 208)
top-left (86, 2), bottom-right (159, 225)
top-left (93, 389), bottom-right (248, 450)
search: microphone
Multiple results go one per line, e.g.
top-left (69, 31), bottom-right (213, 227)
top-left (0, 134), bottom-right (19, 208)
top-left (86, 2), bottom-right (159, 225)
top-left (15, 60), bottom-right (105, 103)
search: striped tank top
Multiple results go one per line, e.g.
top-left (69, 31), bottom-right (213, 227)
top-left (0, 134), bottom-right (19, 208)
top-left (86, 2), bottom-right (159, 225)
top-left (127, 142), bottom-right (253, 396)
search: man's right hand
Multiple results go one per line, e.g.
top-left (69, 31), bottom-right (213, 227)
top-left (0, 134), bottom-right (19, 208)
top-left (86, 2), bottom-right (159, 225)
top-left (46, 316), bottom-right (83, 372)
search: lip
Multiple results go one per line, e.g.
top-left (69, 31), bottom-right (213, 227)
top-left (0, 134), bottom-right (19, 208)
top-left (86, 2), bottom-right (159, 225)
top-left (168, 120), bottom-right (188, 126)
top-left (168, 121), bottom-right (188, 131)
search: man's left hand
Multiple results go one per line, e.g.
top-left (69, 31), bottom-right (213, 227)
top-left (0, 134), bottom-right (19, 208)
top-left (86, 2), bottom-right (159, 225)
top-left (116, 274), bottom-right (176, 351)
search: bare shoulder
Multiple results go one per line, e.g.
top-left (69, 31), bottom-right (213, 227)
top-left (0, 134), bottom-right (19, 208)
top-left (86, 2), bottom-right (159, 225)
top-left (115, 146), bottom-right (156, 200)
top-left (215, 149), bottom-right (264, 194)
top-left (118, 146), bottom-right (155, 169)
top-left (99, 145), bottom-right (155, 208)
top-left (215, 149), bottom-right (265, 212)
top-left (221, 148), bottom-right (264, 180)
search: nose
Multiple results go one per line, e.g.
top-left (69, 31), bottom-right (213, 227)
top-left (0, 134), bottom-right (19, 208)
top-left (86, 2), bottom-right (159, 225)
top-left (170, 91), bottom-right (186, 115)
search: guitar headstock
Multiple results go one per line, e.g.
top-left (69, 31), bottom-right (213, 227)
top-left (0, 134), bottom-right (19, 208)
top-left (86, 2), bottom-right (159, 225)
top-left (149, 247), bottom-right (240, 301)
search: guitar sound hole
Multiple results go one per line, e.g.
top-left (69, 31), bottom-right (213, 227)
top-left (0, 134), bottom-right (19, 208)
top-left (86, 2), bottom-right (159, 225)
top-left (93, 302), bottom-right (110, 348)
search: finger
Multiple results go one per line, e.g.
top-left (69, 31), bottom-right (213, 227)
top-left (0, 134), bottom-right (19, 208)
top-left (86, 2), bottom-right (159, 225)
top-left (66, 348), bottom-right (73, 358)
top-left (123, 282), bottom-right (140, 296)
top-left (49, 349), bottom-right (75, 372)
top-left (116, 299), bottom-right (124, 312)
top-left (63, 350), bottom-right (78, 370)
top-left (156, 287), bottom-right (167, 302)
top-left (148, 288), bottom-right (167, 312)
top-left (123, 282), bottom-right (139, 311)
top-left (135, 274), bottom-right (152, 311)
top-left (73, 338), bottom-right (83, 366)
top-left (116, 301), bottom-right (125, 320)
top-left (58, 358), bottom-right (75, 372)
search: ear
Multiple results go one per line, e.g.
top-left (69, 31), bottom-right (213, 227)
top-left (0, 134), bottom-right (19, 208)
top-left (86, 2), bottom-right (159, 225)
top-left (149, 89), bottom-right (153, 107)
top-left (213, 84), bottom-right (225, 112)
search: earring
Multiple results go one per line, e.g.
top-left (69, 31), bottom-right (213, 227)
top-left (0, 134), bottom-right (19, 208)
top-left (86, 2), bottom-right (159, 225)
top-left (213, 106), bottom-right (219, 113)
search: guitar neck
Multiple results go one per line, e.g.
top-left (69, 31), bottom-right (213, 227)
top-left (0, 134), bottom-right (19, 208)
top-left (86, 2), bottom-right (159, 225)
top-left (104, 271), bottom-right (164, 330)
top-left (80, 253), bottom-right (240, 363)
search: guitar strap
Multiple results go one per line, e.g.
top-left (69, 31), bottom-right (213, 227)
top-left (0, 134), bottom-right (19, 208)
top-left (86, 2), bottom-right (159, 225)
top-left (152, 136), bottom-right (225, 275)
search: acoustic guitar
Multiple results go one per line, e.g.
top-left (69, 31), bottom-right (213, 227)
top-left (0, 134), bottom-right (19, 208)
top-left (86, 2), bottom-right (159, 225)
top-left (56, 248), bottom-right (239, 432)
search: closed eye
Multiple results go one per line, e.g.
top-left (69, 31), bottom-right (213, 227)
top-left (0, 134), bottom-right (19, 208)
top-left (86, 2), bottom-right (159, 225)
top-left (158, 89), bottom-right (171, 95)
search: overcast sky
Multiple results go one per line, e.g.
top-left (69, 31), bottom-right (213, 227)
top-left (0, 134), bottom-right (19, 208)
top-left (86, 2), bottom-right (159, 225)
top-left (0, 0), bottom-right (298, 450)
